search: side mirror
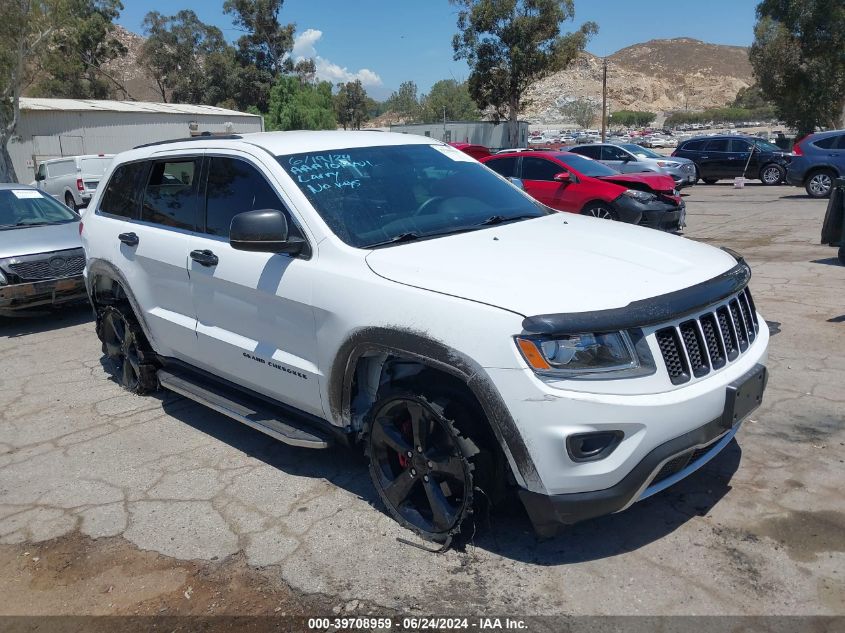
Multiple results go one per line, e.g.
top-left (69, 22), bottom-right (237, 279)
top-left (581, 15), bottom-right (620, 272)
top-left (230, 209), bottom-right (306, 255)
top-left (554, 171), bottom-right (571, 183)
top-left (508, 177), bottom-right (525, 190)
top-left (35, 171), bottom-right (45, 181)
top-left (621, 155), bottom-right (633, 162)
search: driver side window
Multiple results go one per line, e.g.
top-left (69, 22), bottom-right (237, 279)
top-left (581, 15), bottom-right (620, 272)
top-left (601, 146), bottom-right (628, 161)
top-left (203, 156), bottom-right (301, 239)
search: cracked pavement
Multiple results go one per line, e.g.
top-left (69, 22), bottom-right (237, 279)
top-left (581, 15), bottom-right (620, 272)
top-left (0, 184), bottom-right (843, 616)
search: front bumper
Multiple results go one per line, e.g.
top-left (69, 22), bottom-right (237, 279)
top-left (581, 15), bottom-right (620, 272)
top-left (0, 275), bottom-right (88, 314)
top-left (614, 195), bottom-right (685, 231)
top-left (519, 364), bottom-right (768, 536)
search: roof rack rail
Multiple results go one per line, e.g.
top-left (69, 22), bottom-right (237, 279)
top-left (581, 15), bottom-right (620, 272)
top-left (133, 134), bottom-right (242, 150)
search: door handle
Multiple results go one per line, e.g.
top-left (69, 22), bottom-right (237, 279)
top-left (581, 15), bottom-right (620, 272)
top-left (118, 232), bottom-right (139, 247)
top-left (190, 249), bottom-right (218, 267)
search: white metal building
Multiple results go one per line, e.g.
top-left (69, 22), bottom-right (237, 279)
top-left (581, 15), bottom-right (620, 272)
top-left (389, 120), bottom-right (529, 150)
top-left (9, 98), bottom-right (264, 182)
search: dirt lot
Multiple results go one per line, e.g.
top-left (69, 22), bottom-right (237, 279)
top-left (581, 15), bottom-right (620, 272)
top-left (0, 182), bottom-right (843, 622)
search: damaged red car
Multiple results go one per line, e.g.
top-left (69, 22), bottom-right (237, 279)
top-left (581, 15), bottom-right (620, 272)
top-left (481, 150), bottom-right (686, 231)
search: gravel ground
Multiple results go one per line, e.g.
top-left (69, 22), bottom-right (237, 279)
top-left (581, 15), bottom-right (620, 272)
top-left (0, 182), bottom-right (842, 620)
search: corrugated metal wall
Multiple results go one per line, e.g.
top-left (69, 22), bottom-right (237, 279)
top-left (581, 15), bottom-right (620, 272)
top-left (9, 110), bottom-right (264, 182)
top-left (389, 121), bottom-right (529, 150)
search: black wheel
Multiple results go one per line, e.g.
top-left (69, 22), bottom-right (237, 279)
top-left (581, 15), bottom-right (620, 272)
top-left (581, 203), bottom-right (617, 220)
top-left (703, 178), bottom-right (718, 185)
top-left (760, 164), bottom-right (785, 186)
top-left (97, 304), bottom-right (158, 394)
top-left (805, 169), bottom-right (835, 198)
top-left (65, 192), bottom-right (77, 211)
top-left (364, 389), bottom-right (483, 542)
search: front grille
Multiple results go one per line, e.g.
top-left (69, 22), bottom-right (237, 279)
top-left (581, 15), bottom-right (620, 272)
top-left (654, 288), bottom-right (760, 385)
top-left (8, 250), bottom-right (85, 281)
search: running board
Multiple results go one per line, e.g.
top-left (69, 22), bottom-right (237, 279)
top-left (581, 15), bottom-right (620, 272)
top-left (157, 369), bottom-right (331, 449)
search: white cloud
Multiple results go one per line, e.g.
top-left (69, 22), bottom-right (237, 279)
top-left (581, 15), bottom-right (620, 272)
top-left (292, 28), bottom-right (383, 88)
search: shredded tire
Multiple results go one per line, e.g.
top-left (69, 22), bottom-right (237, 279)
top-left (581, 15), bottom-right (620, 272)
top-left (96, 304), bottom-right (159, 394)
top-left (362, 387), bottom-right (487, 543)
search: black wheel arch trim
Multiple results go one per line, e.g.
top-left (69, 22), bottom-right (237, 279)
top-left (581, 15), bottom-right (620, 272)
top-left (521, 258), bottom-right (751, 335)
top-left (328, 326), bottom-right (544, 492)
top-left (86, 258), bottom-right (159, 350)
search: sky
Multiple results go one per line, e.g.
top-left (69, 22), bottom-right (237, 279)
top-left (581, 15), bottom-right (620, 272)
top-left (117, 0), bottom-right (759, 101)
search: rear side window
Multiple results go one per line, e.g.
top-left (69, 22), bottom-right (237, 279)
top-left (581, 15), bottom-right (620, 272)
top-left (98, 161), bottom-right (148, 219)
top-left (704, 139), bottom-right (730, 152)
top-left (203, 157), bottom-right (299, 238)
top-left (522, 157), bottom-right (563, 181)
top-left (484, 156), bottom-right (517, 178)
top-left (680, 140), bottom-right (705, 151)
top-left (813, 134), bottom-right (845, 150)
top-left (141, 159), bottom-right (199, 230)
top-left (573, 146), bottom-right (601, 159)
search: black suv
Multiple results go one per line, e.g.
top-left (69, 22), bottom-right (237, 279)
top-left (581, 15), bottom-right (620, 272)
top-left (672, 136), bottom-right (791, 185)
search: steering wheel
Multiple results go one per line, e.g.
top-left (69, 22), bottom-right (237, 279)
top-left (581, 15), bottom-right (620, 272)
top-left (413, 196), bottom-right (446, 216)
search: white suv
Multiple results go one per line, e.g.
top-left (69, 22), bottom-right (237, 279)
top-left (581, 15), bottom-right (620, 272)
top-left (81, 132), bottom-right (769, 540)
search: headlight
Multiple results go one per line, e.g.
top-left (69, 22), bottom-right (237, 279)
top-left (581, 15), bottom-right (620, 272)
top-left (621, 189), bottom-right (657, 203)
top-left (656, 161), bottom-right (680, 168)
top-left (515, 331), bottom-right (641, 378)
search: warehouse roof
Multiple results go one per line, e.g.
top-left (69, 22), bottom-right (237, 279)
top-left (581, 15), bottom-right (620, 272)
top-left (20, 98), bottom-right (259, 117)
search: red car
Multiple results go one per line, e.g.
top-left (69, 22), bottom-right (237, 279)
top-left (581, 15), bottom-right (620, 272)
top-left (448, 142), bottom-right (492, 160)
top-left (480, 150), bottom-right (686, 231)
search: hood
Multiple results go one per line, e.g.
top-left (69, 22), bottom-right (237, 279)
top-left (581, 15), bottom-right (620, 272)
top-left (0, 221), bottom-right (82, 259)
top-left (598, 172), bottom-right (676, 193)
top-left (365, 213), bottom-right (737, 318)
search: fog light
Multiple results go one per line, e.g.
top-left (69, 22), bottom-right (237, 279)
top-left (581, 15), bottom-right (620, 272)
top-left (566, 431), bottom-right (624, 462)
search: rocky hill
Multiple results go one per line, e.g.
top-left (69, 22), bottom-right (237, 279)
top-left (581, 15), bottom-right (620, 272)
top-left (523, 38), bottom-right (754, 124)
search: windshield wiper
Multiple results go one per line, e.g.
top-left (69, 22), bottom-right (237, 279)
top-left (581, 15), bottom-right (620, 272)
top-left (477, 213), bottom-right (539, 226)
top-left (367, 232), bottom-right (422, 248)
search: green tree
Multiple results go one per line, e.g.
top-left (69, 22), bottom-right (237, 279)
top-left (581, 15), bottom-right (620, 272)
top-left (223, 0), bottom-right (295, 111)
top-left (335, 80), bottom-right (369, 130)
top-left (266, 75), bottom-right (335, 131)
top-left (610, 110), bottom-right (656, 128)
top-left (1, 0), bottom-right (79, 182)
top-left (732, 84), bottom-right (770, 110)
top-left (750, 0), bottom-right (845, 133)
top-left (33, 0), bottom-right (127, 100)
top-left (452, 0), bottom-right (597, 146)
top-left (139, 10), bottom-right (228, 104)
top-left (385, 80), bottom-right (420, 121)
top-left (419, 79), bottom-right (480, 123)
top-left (560, 98), bottom-right (598, 129)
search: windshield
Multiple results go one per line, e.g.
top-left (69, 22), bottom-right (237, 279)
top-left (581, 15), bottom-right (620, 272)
top-left (753, 139), bottom-right (782, 153)
top-left (79, 157), bottom-right (112, 175)
top-left (555, 153), bottom-right (620, 177)
top-left (278, 144), bottom-right (545, 248)
top-left (0, 189), bottom-right (78, 229)
top-left (620, 144), bottom-right (662, 159)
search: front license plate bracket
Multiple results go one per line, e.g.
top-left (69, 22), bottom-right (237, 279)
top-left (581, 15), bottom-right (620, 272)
top-left (722, 364), bottom-right (767, 429)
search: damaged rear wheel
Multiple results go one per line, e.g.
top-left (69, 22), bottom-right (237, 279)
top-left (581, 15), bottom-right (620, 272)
top-left (97, 304), bottom-right (158, 394)
top-left (365, 390), bottom-right (482, 542)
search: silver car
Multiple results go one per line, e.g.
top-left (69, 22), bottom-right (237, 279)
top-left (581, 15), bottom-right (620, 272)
top-left (565, 143), bottom-right (698, 188)
top-left (0, 184), bottom-right (87, 315)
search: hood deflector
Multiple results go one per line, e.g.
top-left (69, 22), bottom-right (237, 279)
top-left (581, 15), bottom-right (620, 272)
top-left (521, 260), bottom-right (751, 335)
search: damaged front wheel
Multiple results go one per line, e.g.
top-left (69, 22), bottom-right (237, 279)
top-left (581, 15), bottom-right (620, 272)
top-left (97, 304), bottom-right (158, 394)
top-left (365, 390), bottom-right (482, 542)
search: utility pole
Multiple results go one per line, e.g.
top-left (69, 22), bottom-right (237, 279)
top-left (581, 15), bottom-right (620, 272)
top-left (601, 57), bottom-right (608, 142)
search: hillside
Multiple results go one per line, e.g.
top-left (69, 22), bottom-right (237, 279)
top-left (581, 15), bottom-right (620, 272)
top-left (98, 31), bottom-right (754, 124)
top-left (523, 38), bottom-right (754, 124)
